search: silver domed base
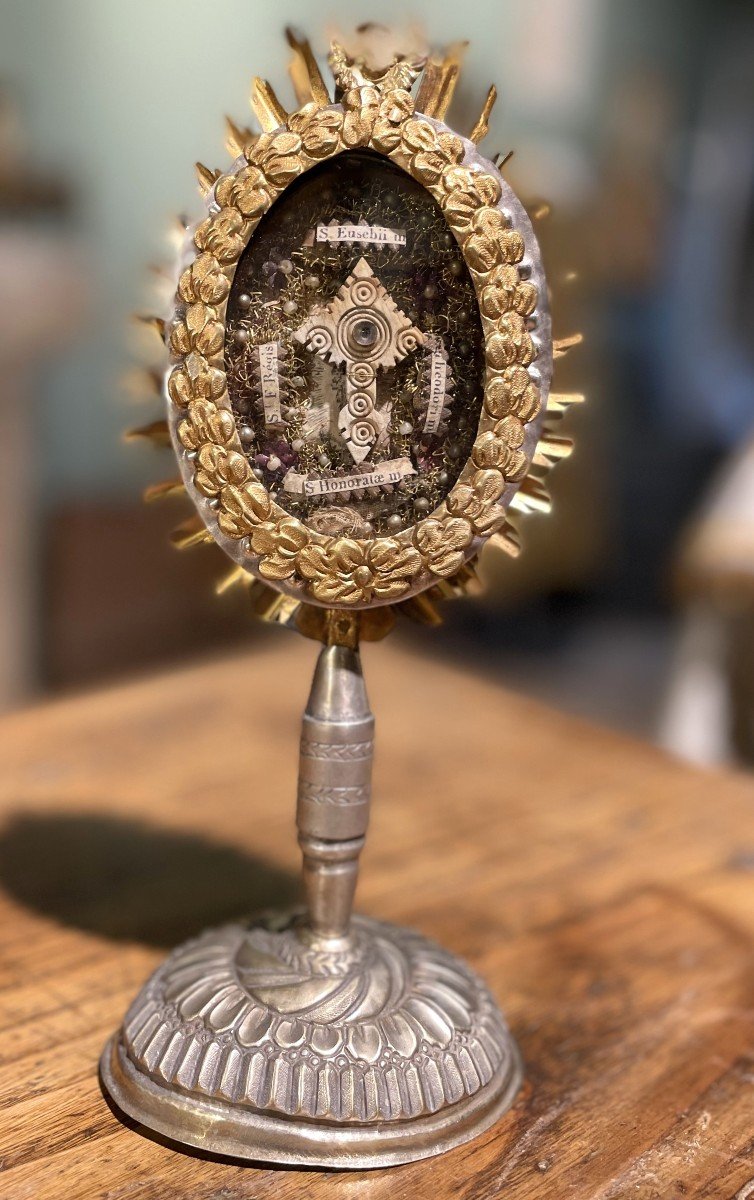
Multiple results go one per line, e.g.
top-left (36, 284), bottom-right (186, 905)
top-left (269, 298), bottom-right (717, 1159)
top-left (101, 912), bottom-right (522, 1169)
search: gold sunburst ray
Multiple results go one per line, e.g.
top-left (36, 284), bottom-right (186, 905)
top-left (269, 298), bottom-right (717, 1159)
top-left (195, 162), bottom-right (221, 196)
top-left (509, 475), bottom-right (552, 516)
top-left (488, 521), bottom-right (522, 559)
top-left (286, 27), bottom-right (331, 107)
top-left (546, 391), bottom-right (585, 418)
top-left (414, 43), bottom-right (467, 119)
top-left (532, 435), bottom-right (574, 469)
top-left (143, 478), bottom-right (186, 503)
top-left (250, 78), bottom-right (289, 132)
top-left (225, 116), bottom-right (256, 159)
top-left (124, 419), bottom-right (171, 448)
top-left (553, 332), bottom-right (584, 359)
top-left (133, 314), bottom-right (166, 343)
top-left (469, 85), bottom-right (497, 144)
top-left (170, 515), bottom-right (214, 550)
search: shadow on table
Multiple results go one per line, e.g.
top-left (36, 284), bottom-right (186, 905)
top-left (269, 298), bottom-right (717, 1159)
top-left (0, 811), bottom-right (298, 948)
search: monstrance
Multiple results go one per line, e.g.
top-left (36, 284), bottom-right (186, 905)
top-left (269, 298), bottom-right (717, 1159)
top-left (102, 28), bottom-right (581, 1168)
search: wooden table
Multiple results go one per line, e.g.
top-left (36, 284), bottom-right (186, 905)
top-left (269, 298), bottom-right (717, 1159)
top-left (1, 636), bottom-right (753, 1199)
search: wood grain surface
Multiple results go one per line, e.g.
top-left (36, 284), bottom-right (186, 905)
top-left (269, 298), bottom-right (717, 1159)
top-left (1, 635), bottom-right (753, 1199)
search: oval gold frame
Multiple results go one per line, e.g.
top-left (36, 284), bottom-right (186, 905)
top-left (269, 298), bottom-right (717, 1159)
top-left (166, 85), bottom-right (552, 608)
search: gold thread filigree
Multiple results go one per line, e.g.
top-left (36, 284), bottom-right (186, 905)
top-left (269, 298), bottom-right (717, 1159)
top-left (167, 66), bottom-right (547, 606)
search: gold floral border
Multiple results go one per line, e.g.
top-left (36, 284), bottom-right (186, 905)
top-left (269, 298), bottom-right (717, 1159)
top-left (168, 83), bottom-right (545, 607)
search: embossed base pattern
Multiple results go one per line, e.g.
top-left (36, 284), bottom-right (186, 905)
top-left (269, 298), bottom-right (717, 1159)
top-left (101, 913), bottom-right (522, 1168)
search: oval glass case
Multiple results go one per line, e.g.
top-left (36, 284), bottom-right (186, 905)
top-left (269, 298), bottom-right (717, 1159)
top-left (168, 75), bottom-right (552, 609)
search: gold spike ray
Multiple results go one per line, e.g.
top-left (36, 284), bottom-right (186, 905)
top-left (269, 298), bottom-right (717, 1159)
top-left (170, 515), bottom-right (214, 550)
top-left (124, 419), bottom-right (170, 448)
top-left (143, 478), bottom-right (186, 503)
top-left (285, 27), bottom-right (331, 107)
top-left (469, 86), bottom-right (497, 144)
top-left (252, 583), bottom-right (302, 627)
top-left (487, 522), bottom-right (522, 559)
top-left (122, 366), bottom-right (163, 399)
top-left (148, 262), bottom-right (173, 285)
top-left (215, 565), bottom-right (249, 595)
top-left (430, 562), bottom-right (484, 601)
top-left (530, 202), bottom-right (551, 222)
top-left (533, 435), bottom-right (574, 469)
top-left (133, 313), bottom-right (166, 342)
top-left (225, 117), bottom-right (256, 159)
top-left (250, 78), bottom-right (289, 132)
top-left (554, 332), bottom-right (584, 359)
top-left (398, 593), bottom-right (444, 627)
top-left (195, 162), bottom-right (221, 196)
top-left (415, 43), bottom-right (467, 119)
top-left (509, 476), bottom-right (552, 516)
top-left (546, 391), bottom-right (585, 418)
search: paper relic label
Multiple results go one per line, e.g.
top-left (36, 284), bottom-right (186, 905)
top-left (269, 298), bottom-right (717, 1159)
top-left (257, 342), bottom-right (281, 424)
top-left (424, 345), bottom-right (448, 435)
top-left (315, 223), bottom-right (406, 247)
top-left (283, 457), bottom-right (416, 497)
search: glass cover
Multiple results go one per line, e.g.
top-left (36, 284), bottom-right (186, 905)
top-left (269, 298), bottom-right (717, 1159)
top-left (225, 150), bottom-right (485, 538)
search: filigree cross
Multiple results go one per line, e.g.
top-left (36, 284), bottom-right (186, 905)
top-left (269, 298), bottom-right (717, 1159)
top-left (294, 257), bottom-right (423, 463)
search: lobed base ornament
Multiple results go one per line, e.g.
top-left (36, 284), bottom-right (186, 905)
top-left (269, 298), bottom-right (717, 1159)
top-left (101, 642), bottom-right (523, 1168)
top-left (103, 25), bottom-right (577, 1169)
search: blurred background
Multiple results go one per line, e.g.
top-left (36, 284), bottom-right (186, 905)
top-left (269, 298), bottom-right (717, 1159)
top-left (0, 0), bottom-right (752, 766)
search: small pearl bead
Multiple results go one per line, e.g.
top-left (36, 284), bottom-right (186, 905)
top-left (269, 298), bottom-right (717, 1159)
top-left (304, 275), bottom-right (320, 289)
top-left (399, 421), bottom-right (413, 436)
top-left (387, 513), bottom-right (402, 531)
top-left (449, 260), bottom-right (462, 277)
top-left (318, 453), bottom-right (330, 468)
top-left (448, 443), bottom-right (461, 459)
top-left (239, 425), bottom-right (255, 444)
top-left (291, 375), bottom-right (305, 388)
top-left (423, 283), bottom-right (438, 300)
top-left (233, 328), bottom-right (249, 346)
top-left (238, 293), bottom-right (251, 309)
top-left (438, 470), bottom-right (449, 486)
top-left (267, 455), bottom-right (281, 471)
top-left (283, 300), bottom-right (298, 316)
top-left (253, 467), bottom-right (265, 480)
top-left (291, 438), bottom-right (304, 452)
top-left (279, 259), bottom-right (293, 275)
top-left (414, 497), bottom-right (430, 514)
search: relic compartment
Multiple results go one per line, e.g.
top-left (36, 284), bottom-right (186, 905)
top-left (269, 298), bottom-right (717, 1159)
top-left (225, 150), bottom-right (485, 540)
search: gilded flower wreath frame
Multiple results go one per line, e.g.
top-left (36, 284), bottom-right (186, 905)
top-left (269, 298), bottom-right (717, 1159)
top-left (167, 83), bottom-right (552, 608)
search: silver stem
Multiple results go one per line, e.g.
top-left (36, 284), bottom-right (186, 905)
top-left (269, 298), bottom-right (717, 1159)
top-left (296, 643), bottom-right (374, 940)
